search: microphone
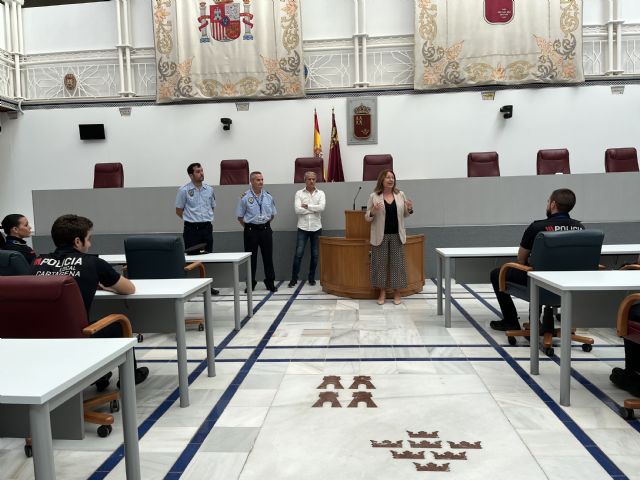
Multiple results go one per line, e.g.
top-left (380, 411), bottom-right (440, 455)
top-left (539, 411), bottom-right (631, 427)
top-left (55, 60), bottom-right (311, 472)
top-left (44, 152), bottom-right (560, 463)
top-left (352, 186), bottom-right (362, 211)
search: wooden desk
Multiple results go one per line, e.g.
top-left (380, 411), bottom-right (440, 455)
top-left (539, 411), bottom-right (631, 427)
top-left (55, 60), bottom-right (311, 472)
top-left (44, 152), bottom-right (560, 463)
top-left (320, 210), bottom-right (425, 299)
top-left (100, 252), bottom-right (252, 331)
top-left (93, 278), bottom-right (215, 408)
top-left (0, 338), bottom-right (140, 480)
top-left (435, 244), bottom-right (640, 327)
top-left (528, 270), bottom-right (640, 406)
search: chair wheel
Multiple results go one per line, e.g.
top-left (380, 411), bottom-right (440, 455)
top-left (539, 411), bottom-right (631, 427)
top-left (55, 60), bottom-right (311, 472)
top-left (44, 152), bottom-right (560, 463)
top-left (198, 323), bottom-right (204, 331)
top-left (507, 336), bottom-right (516, 346)
top-left (137, 333), bottom-right (144, 343)
top-left (544, 347), bottom-right (554, 357)
top-left (110, 399), bottom-right (120, 413)
top-left (97, 425), bottom-right (113, 438)
top-left (24, 445), bottom-right (32, 457)
top-left (582, 344), bottom-right (593, 352)
top-left (620, 407), bottom-right (635, 419)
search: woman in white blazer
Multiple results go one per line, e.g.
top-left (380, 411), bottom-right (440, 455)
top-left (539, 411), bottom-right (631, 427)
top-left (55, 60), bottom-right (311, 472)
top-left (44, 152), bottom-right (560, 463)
top-left (364, 170), bottom-right (413, 305)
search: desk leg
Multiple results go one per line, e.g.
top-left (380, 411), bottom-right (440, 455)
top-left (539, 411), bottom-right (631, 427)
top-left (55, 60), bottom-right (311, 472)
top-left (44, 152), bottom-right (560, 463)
top-left (560, 291), bottom-right (573, 407)
top-left (30, 403), bottom-right (55, 480)
top-left (119, 349), bottom-right (141, 480)
top-left (529, 281), bottom-right (540, 376)
top-left (436, 254), bottom-right (443, 316)
top-left (233, 263), bottom-right (241, 331)
top-left (444, 258), bottom-right (452, 328)
top-left (246, 257), bottom-right (253, 318)
top-left (175, 300), bottom-right (190, 408)
top-left (204, 288), bottom-right (216, 377)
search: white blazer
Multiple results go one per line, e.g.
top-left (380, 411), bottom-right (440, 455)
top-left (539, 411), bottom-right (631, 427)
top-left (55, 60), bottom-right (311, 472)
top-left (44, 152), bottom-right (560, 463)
top-left (364, 190), bottom-right (411, 246)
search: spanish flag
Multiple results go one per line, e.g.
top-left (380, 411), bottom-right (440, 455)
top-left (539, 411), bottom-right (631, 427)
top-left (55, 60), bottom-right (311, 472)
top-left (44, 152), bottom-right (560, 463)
top-left (313, 109), bottom-right (322, 158)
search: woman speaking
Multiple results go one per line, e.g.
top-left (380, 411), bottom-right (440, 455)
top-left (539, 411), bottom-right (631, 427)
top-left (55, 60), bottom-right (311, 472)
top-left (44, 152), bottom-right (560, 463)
top-left (364, 170), bottom-right (413, 305)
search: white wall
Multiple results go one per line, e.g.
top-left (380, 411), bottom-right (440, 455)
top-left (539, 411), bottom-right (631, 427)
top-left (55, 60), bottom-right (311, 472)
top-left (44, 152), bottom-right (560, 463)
top-left (1, 83), bottom-right (639, 228)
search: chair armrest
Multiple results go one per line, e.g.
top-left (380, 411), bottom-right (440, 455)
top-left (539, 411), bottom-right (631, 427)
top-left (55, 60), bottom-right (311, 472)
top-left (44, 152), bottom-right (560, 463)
top-left (621, 264), bottom-right (640, 270)
top-left (185, 261), bottom-right (206, 278)
top-left (498, 262), bottom-right (532, 292)
top-left (83, 314), bottom-right (133, 338)
top-left (617, 293), bottom-right (640, 337)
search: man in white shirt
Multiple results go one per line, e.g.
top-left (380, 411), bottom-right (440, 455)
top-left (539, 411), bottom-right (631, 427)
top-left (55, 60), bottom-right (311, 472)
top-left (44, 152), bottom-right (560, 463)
top-left (288, 171), bottom-right (326, 287)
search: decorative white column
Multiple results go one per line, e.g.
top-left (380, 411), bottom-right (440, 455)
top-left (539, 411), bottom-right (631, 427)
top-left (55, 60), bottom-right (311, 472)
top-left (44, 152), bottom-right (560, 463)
top-left (122, 0), bottom-right (134, 96)
top-left (614, 0), bottom-right (624, 73)
top-left (352, 0), bottom-right (360, 87)
top-left (115, 0), bottom-right (127, 95)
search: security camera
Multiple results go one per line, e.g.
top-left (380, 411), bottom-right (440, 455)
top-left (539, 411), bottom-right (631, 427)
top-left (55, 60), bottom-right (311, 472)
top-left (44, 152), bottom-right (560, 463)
top-left (220, 117), bottom-right (232, 130)
top-left (500, 105), bottom-right (513, 119)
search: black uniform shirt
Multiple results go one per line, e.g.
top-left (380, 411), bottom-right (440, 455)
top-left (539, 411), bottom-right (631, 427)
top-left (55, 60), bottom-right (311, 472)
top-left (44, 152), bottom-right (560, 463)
top-left (520, 212), bottom-right (585, 251)
top-left (3, 236), bottom-right (36, 264)
top-left (32, 246), bottom-right (121, 313)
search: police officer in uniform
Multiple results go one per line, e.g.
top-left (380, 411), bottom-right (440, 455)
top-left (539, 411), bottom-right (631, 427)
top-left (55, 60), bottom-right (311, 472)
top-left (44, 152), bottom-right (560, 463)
top-left (489, 188), bottom-right (584, 332)
top-left (236, 171), bottom-right (278, 292)
top-left (32, 214), bottom-right (149, 387)
top-left (2, 213), bottom-right (36, 264)
top-left (175, 162), bottom-right (219, 295)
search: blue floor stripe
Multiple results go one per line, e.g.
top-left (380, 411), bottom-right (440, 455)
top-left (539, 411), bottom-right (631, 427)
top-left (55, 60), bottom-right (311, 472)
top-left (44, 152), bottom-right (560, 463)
top-left (455, 283), bottom-right (628, 479)
top-left (165, 280), bottom-right (306, 478)
top-left (87, 282), bottom-right (280, 480)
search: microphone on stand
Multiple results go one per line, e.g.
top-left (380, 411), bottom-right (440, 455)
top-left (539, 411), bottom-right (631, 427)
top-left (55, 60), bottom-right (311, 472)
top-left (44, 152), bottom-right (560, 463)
top-left (352, 186), bottom-right (362, 211)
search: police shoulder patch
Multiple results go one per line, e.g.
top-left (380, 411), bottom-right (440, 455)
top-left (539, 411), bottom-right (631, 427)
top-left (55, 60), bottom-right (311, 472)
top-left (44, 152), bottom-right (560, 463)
top-left (240, 192), bottom-right (247, 198)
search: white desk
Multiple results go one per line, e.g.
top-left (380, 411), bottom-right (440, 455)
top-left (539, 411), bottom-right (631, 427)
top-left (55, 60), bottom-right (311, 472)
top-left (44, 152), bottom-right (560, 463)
top-left (93, 278), bottom-right (215, 408)
top-left (101, 252), bottom-right (252, 331)
top-left (435, 244), bottom-right (640, 327)
top-left (528, 270), bottom-right (640, 406)
top-left (0, 338), bottom-right (140, 480)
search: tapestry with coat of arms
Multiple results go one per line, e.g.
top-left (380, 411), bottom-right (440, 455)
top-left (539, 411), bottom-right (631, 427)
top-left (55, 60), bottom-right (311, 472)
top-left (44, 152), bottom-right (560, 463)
top-left (414, 0), bottom-right (584, 90)
top-left (153, 0), bottom-right (305, 102)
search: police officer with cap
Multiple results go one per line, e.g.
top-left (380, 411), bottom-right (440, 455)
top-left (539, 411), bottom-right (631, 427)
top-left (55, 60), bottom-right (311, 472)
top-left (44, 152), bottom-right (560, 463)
top-left (236, 171), bottom-right (278, 292)
top-left (175, 162), bottom-right (219, 295)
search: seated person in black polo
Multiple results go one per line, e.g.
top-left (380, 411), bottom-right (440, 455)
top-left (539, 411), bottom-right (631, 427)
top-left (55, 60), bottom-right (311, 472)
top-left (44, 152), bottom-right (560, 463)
top-left (2, 213), bottom-right (37, 264)
top-left (32, 214), bottom-right (149, 387)
top-left (489, 188), bottom-right (584, 331)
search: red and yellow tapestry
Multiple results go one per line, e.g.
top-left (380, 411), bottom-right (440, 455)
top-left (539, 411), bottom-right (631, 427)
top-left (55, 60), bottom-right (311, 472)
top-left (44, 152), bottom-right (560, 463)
top-left (414, 0), bottom-right (584, 90)
top-left (153, 0), bottom-right (305, 102)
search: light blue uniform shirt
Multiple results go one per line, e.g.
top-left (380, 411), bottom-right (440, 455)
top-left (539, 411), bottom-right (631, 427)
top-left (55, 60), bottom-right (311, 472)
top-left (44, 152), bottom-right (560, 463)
top-left (175, 182), bottom-right (216, 223)
top-left (236, 189), bottom-right (277, 225)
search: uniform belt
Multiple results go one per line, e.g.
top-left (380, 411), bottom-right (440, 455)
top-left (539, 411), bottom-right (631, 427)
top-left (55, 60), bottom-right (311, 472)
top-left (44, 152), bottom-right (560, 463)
top-left (184, 221), bottom-right (211, 227)
top-left (244, 222), bottom-right (270, 231)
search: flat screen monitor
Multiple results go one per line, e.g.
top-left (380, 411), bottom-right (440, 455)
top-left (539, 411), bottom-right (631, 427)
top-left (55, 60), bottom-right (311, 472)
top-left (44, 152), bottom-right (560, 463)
top-left (79, 124), bottom-right (105, 140)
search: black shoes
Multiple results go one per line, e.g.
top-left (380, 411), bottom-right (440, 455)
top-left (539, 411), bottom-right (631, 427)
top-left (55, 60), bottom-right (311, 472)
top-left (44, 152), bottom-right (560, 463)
top-left (288, 280), bottom-right (297, 288)
top-left (211, 287), bottom-right (220, 296)
top-left (116, 367), bottom-right (150, 389)
top-left (244, 282), bottom-right (257, 293)
top-left (308, 279), bottom-right (316, 286)
top-left (265, 282), bottom-right (278, 292)
top-left (93, 371), bottom-right (112, 392)
top-left (490, 320), bottom-right (521, 332)
top-left (610, 368), bottom-right (640, 397)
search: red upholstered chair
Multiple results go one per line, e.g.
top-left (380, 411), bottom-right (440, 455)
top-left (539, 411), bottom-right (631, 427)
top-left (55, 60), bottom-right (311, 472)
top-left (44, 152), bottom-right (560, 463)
top-left (605, 148), bottom-right (639, 173)
top-left (537, 149), bottom-right (571, 175)
top-left (467, 152), bottom-right (500, 177)
top-left (220, 159), bottom-right (249, 185)
top-left (294, 157), bottom-right (324, 183)
top-left (0, 275), bottom-right (133, 437)
top-left (363, 154), bottom-right (393, 181)
top-left (616, 291), bottom-right (640, 419)
top-left (93, 162), bottom-right (124, 188)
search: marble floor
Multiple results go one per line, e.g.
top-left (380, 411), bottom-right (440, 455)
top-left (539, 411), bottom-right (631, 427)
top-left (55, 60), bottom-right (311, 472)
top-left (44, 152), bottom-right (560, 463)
top-left (2, 280), bottom-right (640, 480)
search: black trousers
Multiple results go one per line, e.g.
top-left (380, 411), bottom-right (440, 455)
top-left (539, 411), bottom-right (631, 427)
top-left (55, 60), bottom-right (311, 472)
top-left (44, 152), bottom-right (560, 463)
top-left (490, 267), bottom-right (528, 325)
top-left (91, 321), bottom-right (138, 369)
top-left (244, 224), bottom-right (275, 286)
top-left (183, 222), bottom-right (213, 252)
top-left (626, 303), bottom-right (640, 373)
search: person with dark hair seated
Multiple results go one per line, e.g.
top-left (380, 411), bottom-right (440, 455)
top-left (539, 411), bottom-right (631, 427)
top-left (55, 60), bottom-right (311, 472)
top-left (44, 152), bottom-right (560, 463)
top-left (489, 188), bottom-right (584, 331)
top-left (32, 214), bottom-right (149, 388)
top-left (2, 213), bottom-right (37, 264)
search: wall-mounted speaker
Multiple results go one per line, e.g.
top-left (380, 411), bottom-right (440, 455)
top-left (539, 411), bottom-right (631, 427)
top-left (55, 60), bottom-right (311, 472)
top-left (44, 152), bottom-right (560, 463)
top-left (79, 124), bottom-right (105, 140)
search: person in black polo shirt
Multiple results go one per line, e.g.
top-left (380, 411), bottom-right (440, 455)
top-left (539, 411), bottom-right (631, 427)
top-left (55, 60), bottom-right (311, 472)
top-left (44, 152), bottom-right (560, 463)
top-left (489, 188), bottom-right (584, 331)
top-left (32, 214), bottom-right (149, 387)
top-left (2, 213), bottom-right (37, 264)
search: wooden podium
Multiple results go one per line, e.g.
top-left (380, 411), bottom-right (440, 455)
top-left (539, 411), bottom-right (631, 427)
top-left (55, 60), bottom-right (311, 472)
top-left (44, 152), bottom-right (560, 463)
top-left (319, 210), bottom-right (425, 299)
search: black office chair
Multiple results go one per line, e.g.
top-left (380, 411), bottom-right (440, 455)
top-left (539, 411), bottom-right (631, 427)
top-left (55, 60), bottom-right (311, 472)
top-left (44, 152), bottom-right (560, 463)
top-left (124, 236), bottom-right (206, 333)
top-left (498, 230), bottom-right (604, 356)
top-left (0, 250), bottom-right (31, 275)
